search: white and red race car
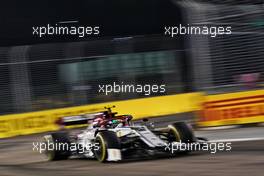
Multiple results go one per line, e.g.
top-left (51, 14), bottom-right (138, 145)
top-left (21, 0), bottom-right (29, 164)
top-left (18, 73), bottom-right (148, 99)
top-left (43, 106), bottom-right (207, 162)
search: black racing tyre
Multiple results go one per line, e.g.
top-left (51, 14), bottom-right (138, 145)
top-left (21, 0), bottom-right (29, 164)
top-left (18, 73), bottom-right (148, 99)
top-left (168, 122), bottom-right (195, 143)
top-left (94, 131), bottom-right (121, 162)
top-left (43, 131), bottom-right (71, 161)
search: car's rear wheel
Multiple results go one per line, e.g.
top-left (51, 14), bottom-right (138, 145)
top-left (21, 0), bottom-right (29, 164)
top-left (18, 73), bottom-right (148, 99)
top-left (94, 131), bottom-right (121, 162)
top-left (43, 131), bottom-right (71, 161)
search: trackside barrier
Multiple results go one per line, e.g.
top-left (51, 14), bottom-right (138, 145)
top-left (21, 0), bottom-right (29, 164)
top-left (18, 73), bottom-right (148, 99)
top-left (198, 89), bottom-right (264, 127)
top-left (0, 93), bottom-right (202, 138)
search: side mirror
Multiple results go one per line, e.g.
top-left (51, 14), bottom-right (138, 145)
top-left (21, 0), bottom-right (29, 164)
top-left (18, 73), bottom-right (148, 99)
top-left (142, 118), bottom-right (149, 122)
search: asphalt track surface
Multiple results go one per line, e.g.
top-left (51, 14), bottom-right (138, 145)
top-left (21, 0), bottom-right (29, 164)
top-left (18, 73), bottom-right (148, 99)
top-left (0, 126), bottom-right (264, 176)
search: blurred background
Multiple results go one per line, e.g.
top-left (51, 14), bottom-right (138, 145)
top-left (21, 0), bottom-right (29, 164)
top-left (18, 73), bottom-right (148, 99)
top-left (0, 1), bottom-right (264, 176)
top-left (0, 0), bottom-right (263, 115)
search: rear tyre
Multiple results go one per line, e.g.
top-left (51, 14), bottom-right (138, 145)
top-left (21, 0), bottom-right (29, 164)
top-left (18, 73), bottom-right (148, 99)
top-left (94, 131), bottom-right (121, 162)
top-left (43, 131), bottom-right (71, 161)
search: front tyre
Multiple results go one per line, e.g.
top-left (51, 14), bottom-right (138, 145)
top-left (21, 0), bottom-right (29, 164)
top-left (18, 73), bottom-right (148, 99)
top-left (168, 122), bottom-right (195, 143)
top-left (167, 122), bottom-right (195, 155)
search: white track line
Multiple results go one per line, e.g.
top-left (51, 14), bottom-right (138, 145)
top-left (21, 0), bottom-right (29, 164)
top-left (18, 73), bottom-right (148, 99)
top-left (198, 125), bottom-right (240, 131)
top-left (209, 137), bottom-right (264, 143)
top-left (58, 21), bottom-right (79, 24)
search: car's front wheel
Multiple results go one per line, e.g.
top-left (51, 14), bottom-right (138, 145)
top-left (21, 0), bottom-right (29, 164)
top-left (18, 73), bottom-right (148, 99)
top-left (166, 122), bottom-right (195, 155)
top-left (168, 122), bottom-right (195, 143)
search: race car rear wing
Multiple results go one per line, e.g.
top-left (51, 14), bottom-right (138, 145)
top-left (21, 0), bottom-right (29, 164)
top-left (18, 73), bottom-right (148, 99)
top-left (56, 113), bottom-right (101, 126)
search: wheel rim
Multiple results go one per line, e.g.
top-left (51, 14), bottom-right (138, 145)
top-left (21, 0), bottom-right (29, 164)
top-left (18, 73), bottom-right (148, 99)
top-left (43, 137), bottom-right (55, 160)
top-left (94, 135), bottom-right (106, 162)
top-left (168, 125), bottom-right (181, 142)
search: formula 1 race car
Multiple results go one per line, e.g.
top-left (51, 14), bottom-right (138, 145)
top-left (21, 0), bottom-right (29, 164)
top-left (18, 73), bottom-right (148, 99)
top-left (43, 106), bottom-right (207, 162)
